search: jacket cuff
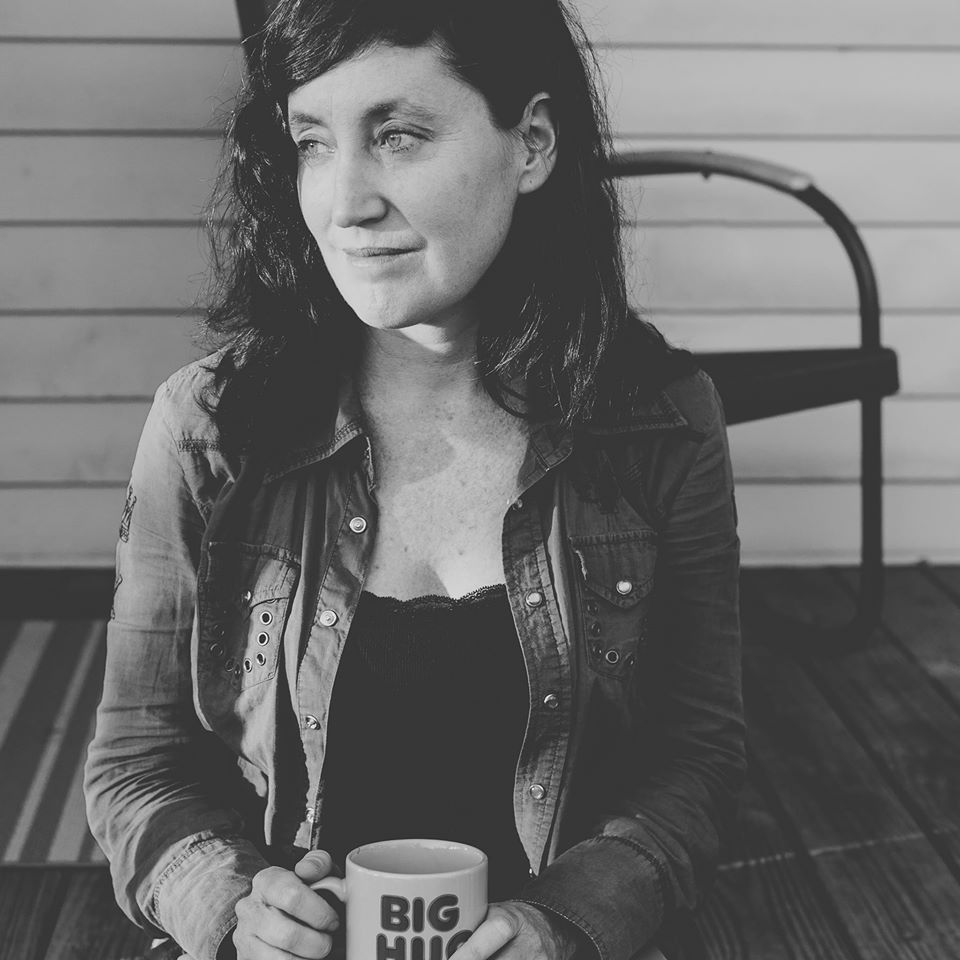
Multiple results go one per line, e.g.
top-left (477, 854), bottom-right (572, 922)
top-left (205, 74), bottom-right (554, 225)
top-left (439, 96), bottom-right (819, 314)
top-left (152, 834), bottom-right (269, 960)
top-left (515, 835), bottom-right (667, 960)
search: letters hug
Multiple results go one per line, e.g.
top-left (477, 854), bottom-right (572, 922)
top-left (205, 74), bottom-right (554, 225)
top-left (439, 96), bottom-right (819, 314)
top-left (83, 353), bottom-right (745, 960)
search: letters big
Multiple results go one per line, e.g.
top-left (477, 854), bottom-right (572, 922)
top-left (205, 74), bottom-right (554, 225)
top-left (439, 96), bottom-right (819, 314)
top-left (377, 894), bottom-right (474, 960)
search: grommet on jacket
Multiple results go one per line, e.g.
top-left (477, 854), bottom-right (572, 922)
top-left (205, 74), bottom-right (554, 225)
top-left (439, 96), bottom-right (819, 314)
top-left (259, 610), bottom-right (273, 625)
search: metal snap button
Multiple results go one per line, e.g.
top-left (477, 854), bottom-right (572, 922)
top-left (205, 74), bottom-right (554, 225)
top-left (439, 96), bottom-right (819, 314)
top-left (586, 600), bottom-right (599, 615)
top-left (616, 579), bottom-right (633, 596)
top-left (304, 715), bottom-right (321, 730)
top-left (605, 649), bottom-right (621, 665)
top-left (256, 652), bottom-right (266, 666)
top-left (257, 632), bottom-right (269, 645)
top-left (243, 658), bottom-right (252, 672)
top-left (529, 784), bottom-right (546, 800)
top-left (259, 610), bottom-right (273, 625)
top-left (233, 665), bottom-right (242, 677)
top-left (543, 693), bottom-right (560, 710)
top-left (208, 642), bottom-right (223, 657)
top-left (224, 658), bottom-right (235, 671)
top-left (349, 516), bottom-right (368, 534)
top-left (525, 591), bottom-right (543, 607)
top-left (591, 642), bottom-right (602, 657)
top-left (242, 589), bottom-right (253, 603)
top-left (319, 609), bottom-right (339, 627)
top-left (589, 621), bottom-right (602, 636)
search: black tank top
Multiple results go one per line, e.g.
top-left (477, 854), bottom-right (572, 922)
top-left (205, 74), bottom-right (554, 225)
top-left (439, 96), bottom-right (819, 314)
top-left (316, 583), bottom-right (532, 902)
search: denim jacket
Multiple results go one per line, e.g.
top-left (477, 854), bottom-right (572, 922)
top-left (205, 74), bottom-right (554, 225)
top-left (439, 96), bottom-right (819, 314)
top-left (84, 353), bottom-right (744, 960)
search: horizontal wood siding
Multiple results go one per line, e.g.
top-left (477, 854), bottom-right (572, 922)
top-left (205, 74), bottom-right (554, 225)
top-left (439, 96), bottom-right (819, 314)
top-left (2, 1), bottom-right (957, 564)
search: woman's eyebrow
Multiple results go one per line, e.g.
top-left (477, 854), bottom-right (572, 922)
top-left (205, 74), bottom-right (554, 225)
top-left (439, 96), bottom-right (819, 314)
top-left (288, 98), bottom-right (439, 130)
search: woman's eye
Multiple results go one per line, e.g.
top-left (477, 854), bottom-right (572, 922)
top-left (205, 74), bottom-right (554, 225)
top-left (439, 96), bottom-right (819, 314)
top-left (296, 138), bottom-right (328, 159)
top-left (379, 129), bottom-right (420, 152)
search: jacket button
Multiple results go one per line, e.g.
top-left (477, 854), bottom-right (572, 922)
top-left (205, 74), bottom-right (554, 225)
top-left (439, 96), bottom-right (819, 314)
top-left (256, 652), bottom-right (266, 666)
top-left (616, 579), bottom-right (633, 595)
top-left (243, 658), bottom-right (252, 672)
top-left (208, 642), bottom-right (223, 658)
top-left (349, 516), bottom-right (368, 534)
top-left (543, 693), bottom-right (559, 710)
top-left (319, 609), bottom-right (339, 627)
top-left (591, 642), bottom-right (602, 657)
top-left (586, 600), bottom-right (599, 615)
top-left (224, 658), bottom-right (235, 671)
top-left (589, 621), bottom-right (601, 636)
top-left (212, 623), bottom-right (225, 638)
top-left (304, 715), bottom-right (321, 730)
top-left (529, 784), bottom-right (546, 800)
top-left (525, 591), bottom-right (543, 607)
top-left (605, 649), bottom-right (621, 665)
top-left (257, 632), bottom-right (269, 645)
top-left (512, 497), bottom-right (524, 511)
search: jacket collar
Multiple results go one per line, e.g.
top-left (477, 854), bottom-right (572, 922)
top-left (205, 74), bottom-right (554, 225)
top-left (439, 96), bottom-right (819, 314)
top-left (262, 368), bottom-right (689, 483)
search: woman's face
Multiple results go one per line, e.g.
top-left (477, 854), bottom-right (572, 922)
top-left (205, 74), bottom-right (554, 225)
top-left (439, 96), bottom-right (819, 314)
top-left (288, 42), bottom-right (550, 338)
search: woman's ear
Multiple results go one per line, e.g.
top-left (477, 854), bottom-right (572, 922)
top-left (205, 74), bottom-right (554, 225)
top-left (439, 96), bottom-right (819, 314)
top-left (517, 92), bottom-right (558, 194)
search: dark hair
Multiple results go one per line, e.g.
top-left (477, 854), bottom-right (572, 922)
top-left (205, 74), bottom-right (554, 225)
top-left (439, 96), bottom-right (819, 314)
top-left (198, 0), bottom-right (699, 457)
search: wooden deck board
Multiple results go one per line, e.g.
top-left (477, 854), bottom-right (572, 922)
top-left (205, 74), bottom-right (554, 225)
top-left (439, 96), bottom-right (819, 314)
top-left (1, 564), bottom-right (959, 959)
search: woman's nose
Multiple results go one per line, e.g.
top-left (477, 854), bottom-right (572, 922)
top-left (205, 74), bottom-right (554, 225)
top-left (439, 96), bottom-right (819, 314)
top-left (330, 153), bottom-right (387, 228)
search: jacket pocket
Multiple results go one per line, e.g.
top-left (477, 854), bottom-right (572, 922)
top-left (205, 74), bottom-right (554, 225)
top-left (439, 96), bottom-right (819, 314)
top-left (197, 541), bottom-right (301, 694)
top-left (568, 530), bottom-right (657, 682)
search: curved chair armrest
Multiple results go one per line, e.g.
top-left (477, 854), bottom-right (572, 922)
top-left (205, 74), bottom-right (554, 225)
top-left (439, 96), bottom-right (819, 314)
top-left (606, 149), bottom-right (814, 196)
top-left (606, 148), bottom-right (882, 350)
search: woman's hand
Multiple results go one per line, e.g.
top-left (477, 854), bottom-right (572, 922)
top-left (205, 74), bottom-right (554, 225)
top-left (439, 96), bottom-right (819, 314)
top-left (231, 851), bottom-right (342, 959)
top-left (449, 901), bottom-right (585, 960)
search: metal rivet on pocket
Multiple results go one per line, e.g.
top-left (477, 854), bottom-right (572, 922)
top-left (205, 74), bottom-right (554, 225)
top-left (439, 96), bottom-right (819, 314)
top-left (257, 632), bottom-right (269, 645)
top-left (605, 649), bottom-right (621, 665)
top-left (259, 610), bottom-right (273, 625)
top-left (616, 580), bottom-right (633, 595)
top-left (243, 658), bottom-right (252, 672)
top-left (256, 652), bottom-right (266, 666)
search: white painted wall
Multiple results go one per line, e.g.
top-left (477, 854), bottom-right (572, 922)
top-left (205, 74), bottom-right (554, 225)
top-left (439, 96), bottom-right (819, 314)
top-left (1, 0), bottom-right (957, 565)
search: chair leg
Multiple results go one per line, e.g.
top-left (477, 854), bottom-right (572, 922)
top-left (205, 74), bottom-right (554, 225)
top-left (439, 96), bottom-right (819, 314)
top-left (743, 395), bottom-right (886, 658)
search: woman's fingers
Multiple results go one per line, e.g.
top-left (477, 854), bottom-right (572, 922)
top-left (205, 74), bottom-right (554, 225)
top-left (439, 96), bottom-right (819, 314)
top-left (449, 906), bottom-right (520, 960)
top-left (252, 864), bottom-right (341, 931)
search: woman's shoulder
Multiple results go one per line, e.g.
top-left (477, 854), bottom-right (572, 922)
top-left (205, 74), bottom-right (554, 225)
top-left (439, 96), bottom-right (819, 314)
top-left (659, 367), bottom-right (728, 439)
top-left (153, 347), bottom-right (230, 445)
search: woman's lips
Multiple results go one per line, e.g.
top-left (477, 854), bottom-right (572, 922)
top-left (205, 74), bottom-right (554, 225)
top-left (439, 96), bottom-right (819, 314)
top-left (343, 247), bottom-right (419, 268)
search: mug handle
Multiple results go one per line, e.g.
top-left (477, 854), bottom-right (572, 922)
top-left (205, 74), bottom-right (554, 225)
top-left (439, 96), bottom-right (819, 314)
top-left (310, 876), bottom-right (348, 903)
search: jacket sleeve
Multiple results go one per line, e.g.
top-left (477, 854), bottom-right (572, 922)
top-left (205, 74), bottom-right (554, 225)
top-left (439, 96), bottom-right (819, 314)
top-left (516, 374), bottom-right (746, 960)
top-left (83, 379), bottom-right (270, 960)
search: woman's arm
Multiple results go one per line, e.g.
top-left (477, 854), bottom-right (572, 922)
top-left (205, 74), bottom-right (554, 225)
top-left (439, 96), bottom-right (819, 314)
top-left (83, 379), bottom-right (270, 960)
top-left (517, 375), bottom-right (746, 960)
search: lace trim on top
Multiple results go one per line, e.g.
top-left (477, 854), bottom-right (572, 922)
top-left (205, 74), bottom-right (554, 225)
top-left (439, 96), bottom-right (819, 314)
top-left (361, 582), bottom-right (507, 612)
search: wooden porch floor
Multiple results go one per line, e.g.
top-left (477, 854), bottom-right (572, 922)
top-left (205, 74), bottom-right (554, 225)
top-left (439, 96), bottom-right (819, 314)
top-left (1, 563), bottom-right (959, 959)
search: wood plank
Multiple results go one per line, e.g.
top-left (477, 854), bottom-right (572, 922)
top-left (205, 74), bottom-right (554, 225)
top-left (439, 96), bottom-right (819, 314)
top-left (602, 48), bottom-right (960, 137)
top-left (3, 397), bottom-right (956, 485)
top-left (740, 591), bottom-right (960, 956)
top-left (44, 868), bottom-right (154, 960)
top-left (0, 44), bottom-right (242, 131)
top-left (613, 140), bottom-right (960, 225)
top-left (2, 484), bottom-right (959, 568)
top-left (653, 314), bottom-right (960, 398)
top-left (0, 403), bottom-right (149, 484)
top-left (0, 867), bottom-right (68, 960)
top-left (0, 0), bottom-right (239, 38)
top-left (0, 315), bottom-right (204, 398)
top-left (0, 226), bottom-right (209, 310)
top-left (3, 223), bottom-right (957, 312)
top-left (0, 137), bottom-right (223, 221)
top-left (625, 225), bottom-right (960, 312)
top-left (834, 565), bottom-right (960, 723)
top-left (575, 0), bottom-right (960, 47)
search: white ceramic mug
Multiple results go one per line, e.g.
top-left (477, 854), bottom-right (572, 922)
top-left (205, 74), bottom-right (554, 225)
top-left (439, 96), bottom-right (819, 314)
top-left (311, 838), bottom-right (488, 960)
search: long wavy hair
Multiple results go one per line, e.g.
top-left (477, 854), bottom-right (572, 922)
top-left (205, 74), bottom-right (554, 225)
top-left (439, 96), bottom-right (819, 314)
top-left (198, 0), bottom-right (699, 459)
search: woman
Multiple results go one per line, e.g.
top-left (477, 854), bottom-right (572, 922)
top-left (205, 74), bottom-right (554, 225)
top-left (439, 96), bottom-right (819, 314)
top-left (84, 1), bottom-right (745, 959)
